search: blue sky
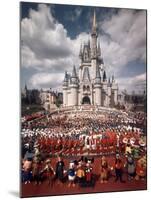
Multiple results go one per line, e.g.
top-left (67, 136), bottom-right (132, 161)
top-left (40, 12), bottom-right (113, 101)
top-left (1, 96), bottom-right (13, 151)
top-left (20, 2), bottom-right (146, 93)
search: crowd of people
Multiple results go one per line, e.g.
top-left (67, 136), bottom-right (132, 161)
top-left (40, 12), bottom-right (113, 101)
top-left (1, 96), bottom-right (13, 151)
top-left (21, 108), bottom-right (147, 188)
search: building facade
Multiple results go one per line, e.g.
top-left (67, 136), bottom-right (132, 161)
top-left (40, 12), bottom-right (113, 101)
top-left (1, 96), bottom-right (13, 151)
top-left (62, 11), bottom-right (118, 107)
top-left (40, 89), bottom-right (59, 111)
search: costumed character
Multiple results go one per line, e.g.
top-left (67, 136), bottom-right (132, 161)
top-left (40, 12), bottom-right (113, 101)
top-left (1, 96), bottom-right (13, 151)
top-left (42, 159), bottom-right (55, 186)
top-left (125, 154), bottom-right (136, 180)
top-left (125, 143), bottom-right (132, 157)
top-left (84, 157), bottom-right (94, 187)
top-left (32, 157), bottom-right (43, 185)
top-left (22, 157), bottom-right (32, 184)
top-left (100, 156), bottom-right (109, 183)
top-left (114, 154), bottom-right (125, 183)
top-left (135, 156), bottom-right (147, 180)
top-left (76, 157), bottom-right (85, 187)
top-left (55, 155), bottom-right (65, 185)
top-left (67, 160), bottom-right (76, 187)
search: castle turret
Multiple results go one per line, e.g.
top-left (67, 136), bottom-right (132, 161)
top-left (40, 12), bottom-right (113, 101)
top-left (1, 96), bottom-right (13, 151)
top-left (107, 77), bottom-right (112, 107)
top-left (63, 71), bottom-right (68, 106)
top-left (22, 83), bottom-right (28, 98)
top-left (112, 74), bottom-right (115, 83)
top-left (71, 65), bottom-right (78, 84)
top-left (111, 76), bottom-right (118, 106)
top-left (94, 66), bottom-right (101, 106)
top-left (108, 77), bottom-right (111, 86)
top-left (69, 66), bottom-right (79, 106)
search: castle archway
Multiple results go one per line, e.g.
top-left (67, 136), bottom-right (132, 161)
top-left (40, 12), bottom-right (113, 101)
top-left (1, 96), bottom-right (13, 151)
top-left (82, 96), bottom-right (91, 104)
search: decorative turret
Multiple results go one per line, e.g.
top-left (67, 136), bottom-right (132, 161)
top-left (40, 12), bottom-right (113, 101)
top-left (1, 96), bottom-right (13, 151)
top-left (112, 74), bottom-right (115, 83)
top-left (63, 71), bottom-right (68, 86)
top-left (103, 70), bottom-right (107, 82)
top-left (108, 77), bottom-right (111, 87)
top-left (25, 83), bottom-right (27, 91)
top-left (62, 71), bottom-right (69, 106)
top-left (72, 65), bottom-right (77, 77)
top-left (94, 66), bottom-right (102, 106)
top-left (71, 66), bottom-right (78, 85)
top-left (94, 66), bottom-right (101, 85)
top-left (23, 83), bottom-right (28, 98)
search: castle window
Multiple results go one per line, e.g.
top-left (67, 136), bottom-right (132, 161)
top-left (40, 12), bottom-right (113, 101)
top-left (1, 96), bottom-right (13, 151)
top-left (87, 85), bottom-right (90, 91)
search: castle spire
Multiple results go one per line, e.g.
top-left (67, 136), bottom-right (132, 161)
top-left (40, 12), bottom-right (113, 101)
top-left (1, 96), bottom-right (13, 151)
top-left (91, 9), bottom-right (98, 60)
top-left (103, 70), bottom-right (107, 82)
top-left (71, 66), bottom-right (78, 85)
top-left (63, 71), bottom-right (69, 87)
top-left (71, 65), bottom-right (77, 78)
top-left (112, 74), bottom-right (115, 82)
top-left (108, 77), bottom-right (111, 86)
top-left (92, 9), bottom-right (97, 33)
top-left (63, 71), bottom-right (68, 82)
top-left (24, 82), bottom-right (28, 91)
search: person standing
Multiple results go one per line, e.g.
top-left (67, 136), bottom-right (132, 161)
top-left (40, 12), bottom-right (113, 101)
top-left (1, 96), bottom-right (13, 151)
top-left (100, 156), bottom-right (109, 183)
top-left (22, 157), bottom-right (32, 184)
top-left (32, 157), bottom-right (43, 185)
top-left (55, 155), bottom-right (65, 186)
top-left (67, 161), bottom-right (76, 187)
top-left (42, 159), bottom-right (55, 186)
top-left (76, 158), bottom-right (85, 187)
top-left (114, 154), bottom-right (125, 183)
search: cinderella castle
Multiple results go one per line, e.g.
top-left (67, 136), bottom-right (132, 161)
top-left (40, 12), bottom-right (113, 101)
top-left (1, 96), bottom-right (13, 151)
top-left (62, 11), bottom-right (118, 107)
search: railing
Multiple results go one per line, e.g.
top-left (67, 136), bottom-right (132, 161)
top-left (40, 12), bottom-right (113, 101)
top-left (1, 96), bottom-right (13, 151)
top-left (49, 105), bottom-right (124, 116)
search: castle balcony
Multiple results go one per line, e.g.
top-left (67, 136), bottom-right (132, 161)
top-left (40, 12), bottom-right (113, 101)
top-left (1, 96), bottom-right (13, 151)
top-left (83, 91), bottom-right (91, 95)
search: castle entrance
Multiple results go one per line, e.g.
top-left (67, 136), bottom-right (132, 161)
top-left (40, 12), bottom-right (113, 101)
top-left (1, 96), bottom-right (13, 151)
top-left (82, 96), bottom-right (91, 104)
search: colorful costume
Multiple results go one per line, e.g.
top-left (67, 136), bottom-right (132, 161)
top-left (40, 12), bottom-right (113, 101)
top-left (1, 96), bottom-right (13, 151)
top-left (100, 156), bottom-right (109, 183)
top-left (135, 156), bottom-right (147, 180)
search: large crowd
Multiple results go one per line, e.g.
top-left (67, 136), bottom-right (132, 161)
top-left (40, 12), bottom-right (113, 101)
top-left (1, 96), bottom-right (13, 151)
top-left (21, 108), bottom-right (147, 188)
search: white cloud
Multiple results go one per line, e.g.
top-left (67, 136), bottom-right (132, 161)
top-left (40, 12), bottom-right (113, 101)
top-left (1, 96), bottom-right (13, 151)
top-left (21, 4), bottom-right (76, 70)
top-left (100, 9), bottom-right (146, 75)
top-left (21, 4), bottom-right (146, 92)
top-left (117, 72), bottom-right (146, 92)
top-left (21, 4), bottom-right (90, 76)
top-left (29, 72), bottom-right (63, 90)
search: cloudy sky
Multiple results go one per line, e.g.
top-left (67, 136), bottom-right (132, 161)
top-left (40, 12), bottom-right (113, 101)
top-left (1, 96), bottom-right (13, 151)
top-left (20, 2), bottom-right (146, 93)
